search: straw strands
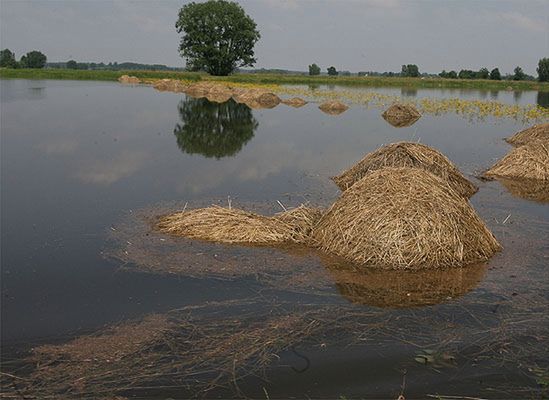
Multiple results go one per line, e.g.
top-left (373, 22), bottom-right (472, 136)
top-left (485, 139), bottom-right (549, 181)
top-left (312, 167), bottom-right (501, 269)
top-left (318, 101), bottom-right (349, 115)
top-left (332, 142), bottom-right (478, 197)
top-left (505, 123), bottom-right (549, 146)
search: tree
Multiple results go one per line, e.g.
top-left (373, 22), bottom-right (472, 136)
top-left (66, 60), bottom-right (78, 69)
top-left (477, 68), bottom-right (489, 79)
top-left (20, 51), bottom-right (47, 68)
top-left (513, 66), bottom-right (525, 81)
top-left (538, 58), bottom-right (549, 82)
top-left (447, 70), bottom-right (457, 79)
top-left (489, 68), bottom-right (501, 80)
top-left (0, 49), bottom-right (18, 68)
top-left (327, 66), bottom-right (338, 76)
top-left (175, 0), bottom-right (260, 76)
top-left (401, 64), bottom-right (419, 77)
top-left (308, 63), bottom-right (321, 76)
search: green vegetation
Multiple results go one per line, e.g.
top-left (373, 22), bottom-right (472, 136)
top-left (490, 67), bottom-right (501, 80)
top-left (20, 50), bottom-right (47, 68)
top-left (176, 0), bottom-right (260, 76)
top-left (327, 66), bottom-right (338, 76)
top-left (0, 49), bottom-right (18, 68)
top-left (537, 58), bottom-right (549, 82)
top-left (308, 63), bottom-right (320, 76)
top-left (401, 64), bottom-right (420, 77)
top-left (2, 68), bottom-right (549, 91)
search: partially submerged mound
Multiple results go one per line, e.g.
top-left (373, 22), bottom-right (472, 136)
top-left (332, 142), bottom-right (478, 198)
top-left (382, 103), bottom-right (421, 127)
top-left (312, 167), bottom-right (500, 270)
top-left (119, 75), bottom-right (140, 84)
top-left (318, 101), bottom-right (348, 115)
top-left (485, 139), bottom-right (549, 180)
top-left (153, 79), bottom-right (187, 92)
top-left (505, 123), bottom-right (549, 146)
top-left (185, 81), bottom-right (220, 98)
top-left (156, 204), bottom-right (323, 245)
top-left (282, 97), bottom-right (307, 108)
top-left (232, 88), bottom-right (281, 109)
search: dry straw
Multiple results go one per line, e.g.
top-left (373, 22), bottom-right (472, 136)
top-left (118, 75), bottom-right (140, 84)
top-left (232, 87), bottom-right (281, 109)
top-left (312, 167), bottom-right (501, 270)
top-left (318, 101), bottom-right (349, 115)
top-left (156, 204), bottom-right (323, 246)
top-left (485, 139), bottom-right (549, 181)
top-left (505, 123), bottom-right (549, 146)
top-left (332, 142), bottom-right (478, 198)
top-left (281, 97), bottom-right (308, 108)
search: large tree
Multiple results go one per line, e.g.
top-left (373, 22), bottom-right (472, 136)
top-left (327, 66), bottom-right (338, 76)
top-left (0, 49), bottom-right (18, 68)
top-left (513, 66), bottom-right (525, 81)
top-left (176, 0), bottom-right (260, 76)
top-left (489, 68), bottom-right (501, 80)
top-left (537, 58), bottom-right (549, 82)
top-left (308, 63), bottom-right (321, 76)
top-left (20, 50), bottom-right (47, 68)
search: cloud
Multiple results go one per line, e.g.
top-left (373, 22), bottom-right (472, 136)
top-left (498, 12), bottom-right (545, 33)
top-left (76, 151), bottom-right (148, 185)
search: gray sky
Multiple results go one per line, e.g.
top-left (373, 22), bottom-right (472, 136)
top-left (1, 0), bottom-right (548, 75)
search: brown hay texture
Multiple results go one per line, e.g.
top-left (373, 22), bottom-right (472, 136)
top-left (332, 142), bottom-right (478, 198)
top-left (485, 139), bottom-right (549, 181)
top-left (318, 100), bottom-right (349, 115)
top-left (156, 204), bottom-right (323, 246)
top-left (232, 88), bottom-right (281, 109)
top-left (505, 123), bottom-right (549, 146)
top-left (312, 167), bottom-right (501, 270)
top-left (282, 97), bottom-right (308, 108)
top-left (118, 75), bottom-right (140, 84)
top-left (153, 79), bottom-right (187, 93)
top-left (382, 103), bottom-right (421, 121)
top-left (185, 81), bottom-right (221, 98)
top-left (382, 113), bottom-right (420, 128)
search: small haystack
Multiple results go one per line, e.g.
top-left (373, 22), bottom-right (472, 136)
top-left (282, 97), bottom-right (308, 108)
top-left (312, 167), bottom-right (501, 270)
top-left (185, 81), bottom-right (219, 98)
top-left (332, 142), bottom-right (478, 198)
top-left (382, 103), bottom-right (421, 127)
top-left (232, 88), bottom-right (281, 109)
top-left (318, 101), bottom-right (349, 115)
top-left (505, 123), bottom-right (549, 146)
top-left (153, 79), bottom-right (187, 92)
top-left (485, 139), bottom-right (549, 180)
top-left (156, 204), bottom-right (323, 246)
top-left (118, 75), bottom-right (140, 84)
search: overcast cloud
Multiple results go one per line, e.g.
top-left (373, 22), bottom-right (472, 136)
top-left (1, 0), bottom-right (547, 74)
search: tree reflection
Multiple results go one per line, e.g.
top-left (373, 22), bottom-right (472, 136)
top-left (537, 91), bottom-right (549, 109)
top-left (174, 97), bottom-right (258, 159)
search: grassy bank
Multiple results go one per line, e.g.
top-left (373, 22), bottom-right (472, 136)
top-left (1, 68), bottom-right (549, 91)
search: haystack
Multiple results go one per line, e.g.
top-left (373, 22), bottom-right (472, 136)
top-left (312, 167), bottom-right (501, 270)
top-left (324, 257), bottom-right (486, 308)
top-left (282, 97), bottom-right (307, 108)
top-left (153, 79), bottom-right (187, 93)
top-left (505, 123), bottom-right (549, 146)
top-left (185, 81), bottom-right (219, 98)
top-left (118, 75), bottom-right (140, 84)
top-left (332, 142), bottom-right (478, 198)
top-left (156, 204), bottom-right (323, 246)
top-left (382, 103), bottom-right (421, 127)
top-left (232, 88), bottom-right (281, 109)
top-left (485, 139), bottom-right (549, 180)
top-left (318, 101), bottom-right (348, 115)
top-left (205, 83), bottom-right (234, 103)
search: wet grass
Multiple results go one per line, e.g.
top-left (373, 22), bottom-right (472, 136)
top-left (2, 68), bottom-right (549, 91)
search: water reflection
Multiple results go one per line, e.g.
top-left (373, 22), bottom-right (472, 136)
top-left (513, 91), bottom-right (522, 102)
top-left (537, 91), bottom-right (549, 109)
top-left (496, 177), bottom-right (549, 203)
top-left (400, 88), bottom-right (418, 97)
top-left (174, 97), bottom-right (258, 159)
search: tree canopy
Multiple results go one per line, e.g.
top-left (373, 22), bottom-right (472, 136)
top-left (20, 51), bottom-right (47, 69)
top-left (327, 66), bottom-right (338, 76)
top-left (489, 68), bottom-right (501, 80)
top-left (0, 49), bottom-right (18, 68)
top-left (176, 0), bottom-right (260, 76)
top-left (513, 66), bottom-right (525, 81)
top-left (308, 63), bottom-right (321, 76)
top-left (401, 64), bottom-right (420, 77)
top-left (537, 58), bottom-right (549, 82)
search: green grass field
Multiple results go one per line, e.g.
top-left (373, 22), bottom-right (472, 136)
top-left (1, 68), bottom-right (548, 91)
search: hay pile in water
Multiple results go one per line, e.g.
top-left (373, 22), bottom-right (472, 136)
top-left (153, 79), bottom-right (187, 92)
top-left (282, 97), bottom-right (307, 108)
top-left (156, 204), bottom-right (323, 246)
top-left (205, 84), bottom-right (234, 103)
top-left (382, 103), bottom-right (421, 127)
top-left (119, 75), bottom-right (140, 84)
top-left (232, 88), bottom-right (281, 109)
top-left (506, 123), bottom-right (549, 146)
top-left (332, 142), bottom-right (478, 198)
top-left (185, 81), bottom-right (220, 98)
top-left (318, 101), bottom-right (348, 115)
top-left (485, 139), bottom-right (549, 180)
top-left (312, 167), bottom-right (500, 269)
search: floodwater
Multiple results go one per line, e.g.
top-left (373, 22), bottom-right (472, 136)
top-left (1, 79), bottom-right (548, 399)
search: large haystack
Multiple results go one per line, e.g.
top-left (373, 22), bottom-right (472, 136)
top-left (485, 139), bottom-right (549, 180)
top-left (156, 204), bottom-right (323, 246)
top-left (318, 101), bottom-right (349, 115)
top-left (282, 97), bottom-right (308, 108)
top-left (505, 123), bottom-right (549, 146)
top-left (118, 75), bottom-right (140, 84)
top-left (312, 167), bottom-right (501, 270)
top-left (324, 257), bottom-right (486, 308)
top-left (205, 83), bottom-right (234, 103)
top-left (382, 103), bottom-right (421, 127)
top-left (232, 88), bottom-right (281, 109)
top-left (332, 142), bottom-right (478, 197)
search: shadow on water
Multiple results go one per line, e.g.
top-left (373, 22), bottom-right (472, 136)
top-left (537, 91), bottom-right (549, 108)
top-left (173, 97), bottom-right (258, 159)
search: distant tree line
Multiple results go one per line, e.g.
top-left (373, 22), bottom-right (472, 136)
top-left (50, 61), bottom-right (183, 71)
top-left (0, 49), bottom-right (47, 69)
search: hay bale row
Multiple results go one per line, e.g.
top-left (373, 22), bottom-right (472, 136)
top-left (332, 142), bottom-right (478, 198)
top-left (485, 139), bottom-right (549, 181)
top-left (156, 204), bottom-right (323, 246)
top-left (118, 75), bottom-right (140, 84)
top-left (506, 123), bottom-right (549, 146)
top-left (311, 167), bottom-right (500, 270)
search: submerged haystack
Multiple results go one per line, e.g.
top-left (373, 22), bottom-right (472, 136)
top-left (156, 204), bottom-right (323, 246)
top-left (318, 101), bottom-right (349, 115)
top-left (232, 88), bottom-right (281, 109)
top-left (312, 167), bottom-right (500, 270)
top-left (485, 139), bottom-right (549, 180)
top-left (505, 123), bottom-right (549, 146)
top-left (382, 103), bottom-right (421, 127)
top-left (332, 142), bottom-right (478, 197)
top-left (282, 97), bottom-right (308, 108)
top-left (119, 75), bottom-right (140, 84)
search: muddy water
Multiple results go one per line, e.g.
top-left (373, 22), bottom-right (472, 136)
top-left (1, 79), bottom-right (548, 398)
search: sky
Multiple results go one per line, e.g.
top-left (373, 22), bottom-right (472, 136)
top-left (1, 0), bottom-right (548, 75)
